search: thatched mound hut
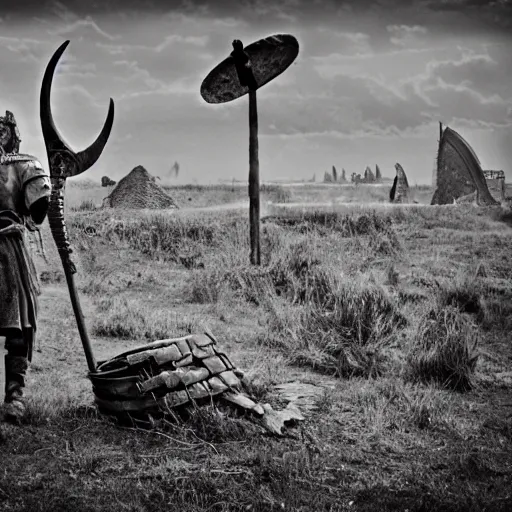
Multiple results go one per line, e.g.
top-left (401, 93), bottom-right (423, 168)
top-left (102, 166), bottom-right (178, 209)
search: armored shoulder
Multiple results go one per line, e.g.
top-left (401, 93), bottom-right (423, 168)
top-left (1, 153), bottom-right (38, 164)
top-left (18, 154), bottom-right (52, 223)
top-left (0, 152), bottom-right (45, 171)
top-left (13, 154), bottom-right (49, 184)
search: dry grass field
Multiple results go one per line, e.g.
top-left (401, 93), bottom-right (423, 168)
top-left (1, 179), bottom-right (512, 512)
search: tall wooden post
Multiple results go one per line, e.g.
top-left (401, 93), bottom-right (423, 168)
top-left (200, 34), bottom-right (299, 266)
top-left (248, 89), bottom-right (261, 265)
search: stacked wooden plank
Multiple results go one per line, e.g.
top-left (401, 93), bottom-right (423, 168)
top-left (89, 332), bottom-right (264, 417)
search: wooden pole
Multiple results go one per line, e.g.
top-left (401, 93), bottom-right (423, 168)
top-left (248, 89), bottom-right (261, 265)
top-left (63, 264), bottom-right (97, 373)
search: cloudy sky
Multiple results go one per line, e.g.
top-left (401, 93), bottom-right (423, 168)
top-left (1, 0), bottom-right (511, 184)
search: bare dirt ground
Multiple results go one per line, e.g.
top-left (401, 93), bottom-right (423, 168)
top-left (0, 181), bottom-right (511, 512)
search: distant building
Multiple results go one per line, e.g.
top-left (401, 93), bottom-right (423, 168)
top-left (483, 170), bottom-right (505, 202)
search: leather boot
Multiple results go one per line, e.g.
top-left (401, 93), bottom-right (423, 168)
top-left (4, 354), bottom-right (28, 423)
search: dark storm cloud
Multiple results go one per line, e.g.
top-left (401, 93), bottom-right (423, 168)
top-left (426, 0), bottom-right (512, 29)
top-left (4, 0), bottom-right (171, 16)
top-left (6, 0), bottom-right (512, 38)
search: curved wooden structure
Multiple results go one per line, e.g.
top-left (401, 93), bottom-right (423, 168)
top-left (89, 333), bottom-right (263, 418)
top-left (431, 123), bottom-right (498, 206)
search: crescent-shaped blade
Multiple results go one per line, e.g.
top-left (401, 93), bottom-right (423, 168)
top-left (200, 34), bottom-right (299, 104)
top-left (40, 40), bottom-right (74, 156)
top-left (40, 40), bottom-right (115, 177)
top-left (76, 98), bottom-right (115, 173)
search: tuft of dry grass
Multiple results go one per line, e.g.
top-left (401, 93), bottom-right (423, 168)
top-left (405, 305), bottom-right (479, 391)
top-left (70, 199), bottom-right (98, 212)
top-left (92, 296), bottom-right (199, 340)
top-left (163, 404), bottom-right (259, 443)
top-left (435, 273), bottom-right (512, 332)
top-left (437, 275), bottom-right (485, 318)
top-left (264, 274), bottom-right (406, 379)
top-left (347, 377), bottom-right (458, 434)
top-left (262, 209), bottom-right (395, 237)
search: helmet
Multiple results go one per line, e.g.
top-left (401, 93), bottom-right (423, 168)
top-left (0, 111), bottom-right (21, 154)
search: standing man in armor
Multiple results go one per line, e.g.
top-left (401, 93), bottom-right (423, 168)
top-left (0, 110), bottom-right (51, 423)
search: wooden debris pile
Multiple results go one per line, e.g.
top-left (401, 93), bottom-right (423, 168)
top-left (89, 333), bottom-right (304, 435)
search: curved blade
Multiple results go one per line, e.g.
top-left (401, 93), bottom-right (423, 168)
top-left (40, 40), bottom-right (74, 159)
top-left (76, 98), bottom-right (115, 173)
top-left (40, 40), bottom-right (115, 177)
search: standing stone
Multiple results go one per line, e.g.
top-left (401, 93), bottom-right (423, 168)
top-left (332, 165), bottom-right (338, 182)
top-left (364, 166), bottom-right (375, 183)
top-left (375, 165), bottom-right (382, 181)
top-left (390, 163), bottom-right (410, 203)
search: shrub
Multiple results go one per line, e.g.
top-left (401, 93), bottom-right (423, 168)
top-left (405, 305), bottom-right (479, 391)
top-left (265, 276), bottom-right (406, 378)
top-left (70, 199), bottom-right (97, 212)
top-left (437, 278), bottom-right (484, 318)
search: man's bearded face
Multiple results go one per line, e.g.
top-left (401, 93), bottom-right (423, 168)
top-left (0, 123), bottom-right (12, 151)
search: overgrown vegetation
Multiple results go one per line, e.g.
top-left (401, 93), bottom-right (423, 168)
top-left (70, 198), bottom-right (98, 212)
top-left (5, 181), bottom-right (512, 511)
top-left (405, 305), bottom-right (480, 391)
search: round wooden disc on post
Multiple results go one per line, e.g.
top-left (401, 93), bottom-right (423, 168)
top-left (200, 34), bottom-right (299, 265)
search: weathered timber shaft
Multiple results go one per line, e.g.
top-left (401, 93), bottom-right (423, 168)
top-left (248, 89), bottom-right (261, 265)
top-left (63, 265), bottom-right (97, 373)
top-left (40, 40), bottom-right (114, 375)
top-left (48, 178), bottom-right (97, 373)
